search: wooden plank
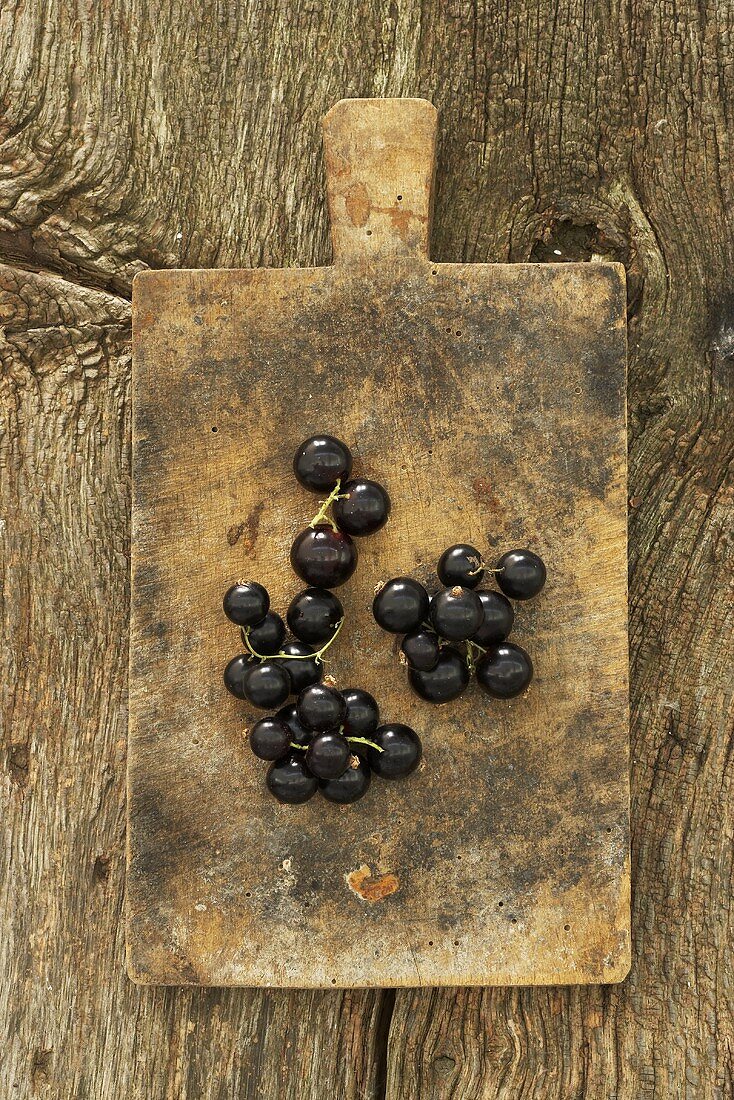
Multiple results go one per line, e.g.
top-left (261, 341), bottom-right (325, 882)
top-left (0, 0), bottom-right (731, 1094)
top-left (128, 98), bottom-right (629, 988)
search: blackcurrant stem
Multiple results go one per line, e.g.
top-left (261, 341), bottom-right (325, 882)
top-left (242, 618), bottom-right (344, 663)
top-left (308, 479), bottom-right (342, 531)
top-left (290, 741), bottom-right (306, 751)
top-left (465, 639), bottom-right (486, 672)
top-left (467, 557), bottom-right (485, 576)
top-left (241, 629), bottom-right (264, 661)
top-left (347, 736), bottom-right (383, 753)
top-left (314, 617), bottom-right (344, 663)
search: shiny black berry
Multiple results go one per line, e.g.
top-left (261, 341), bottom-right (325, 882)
top-left (319, 756), bottom-right (372, 803)
top-left (401, 628), bottom-right (440, 671)
top-left (275, 703), bottom-right (313, 746)
top-left (332, 478), bottom-right (390, 536)
top-left (297, 683), bottom-right (347, 732)
top-left (243, 661), bottom-right (291, 709)
top-left (472, 590), bottom-right (515, 646)
top-left (223, 581), bottom-right (269, 626)
top-left (290, 525), bottom-right (357, 588)
top-left (305, 730), bottom-right (351, 779)
top-left (476, 642), bottom-right (533, 698)
top-left (223, 653), bottom-right (256, 699)
top-left (293, 435), bottom-right (352, 493)
top-left (373, 577), bottom-right (429, 634)
top-left (367, 724), bottom-right (422, 779)
top-left (341, 688), bottom-right (379, 737)
top-left (278, 641), bottom-right (322, 693)
top-left (266, 752), bottom-right (318, 804)
top-left (430, 585), bottom-right (483, 641)
top-left (437, 543), bottom-right (484, 589)
top-left (286, 587), bottom-right (343, 646)
top-left (242, 611), bottom-right (286, 655)
top-left (495, 549), bottom-right (546, 600)
top-left (409, 646), bottom-right (469, 703)
top-left (248, 717), bottom-right (291, 760)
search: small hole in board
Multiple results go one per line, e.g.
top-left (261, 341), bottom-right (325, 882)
top-left (428, 940), bottom-right (433, 946)
top-left (331, 978), bottom-right (337, 984)
top-left (245, 891), bottom-right (251, 897)
top-left (606, 826), bottom-right (612, 832)
top-left (366, 230), bottom-right (372, 236)
top-left (211, 426), bottom-right (218, 433)
top-left (511, 918), bottom-right (517, 925)
top-left (397, 194), bottom-right (403, 201)
top-left (564, 924), bottom-right (571, 931)
top-left (453, 940), bottom-right (459, 946)
top-left (498, 901), bottom-right (504, 907)
top-left (432, 268), bottom-right (438, 275)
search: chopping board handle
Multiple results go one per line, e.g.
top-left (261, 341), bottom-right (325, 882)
top-left (322, 98), bottom-right (437, 265)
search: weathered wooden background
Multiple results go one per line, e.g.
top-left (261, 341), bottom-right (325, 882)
top-left (1, 0), bottom-right (732, 1097)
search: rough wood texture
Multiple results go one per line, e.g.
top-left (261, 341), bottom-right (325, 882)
top-left (129, 98), bottom-right (629, 989)
top-left (1, 0), bottom-right (731, 1096)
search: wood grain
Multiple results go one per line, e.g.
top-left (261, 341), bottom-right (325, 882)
top-left (0, 0), bottom-right (731, 1096)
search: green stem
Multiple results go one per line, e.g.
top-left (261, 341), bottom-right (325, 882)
top-left (347, 736), bottom-right (383, 753)
top-left (308, 480), bottom-right (343, 531)
top-left (465, 639), bottom-right (486, 673)
top-left (314, 616), bottom-right (344, 664)
top-left (243, 617), bottom-right (345, 664)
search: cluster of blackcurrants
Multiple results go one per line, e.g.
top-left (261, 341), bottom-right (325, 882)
top-left (222, 435), bottom-right (422, 804)
top-left (289, 434), bottom-right (391, 588)
top-left (373, 543), bottom-right (546, 703)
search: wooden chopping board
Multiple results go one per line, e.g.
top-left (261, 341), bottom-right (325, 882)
top-left (128, 98), bottom-right (630, 988)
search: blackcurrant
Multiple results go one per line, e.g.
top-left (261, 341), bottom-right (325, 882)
top-left (266, 752), bottom-right (318, 804)
top-left (437, 543), bottom-right (484, 589)
top-left (430, 586), bottom-right (484, 641)
top-left (242, 611), bottom-right (286, 655)
top-left (223, 581), bottom-right (269, 627)
top-left (341, 688), bottom-right (380, 737)
top-left (248, 717), bottom-right (291, 760)
top-left (286, 587), bottom-right (343, 646)
top-left (290, 525), bottom-right (358, 588)
top-left (319, 756), bottom-right (372, 803)
top-left (305, 731), bottom-right (351, 779)
top-left (401, 628), bottom-right (440, 671)
top-left (367, 724), bottom-right (422, 779)
top-left (332, 478), bottom-right (390, 537)
top-left (293, 434), bottom-right (352, 493)
top-left (475, 642), bottom-right (533, 698)
top-left (278, 641), bottom-right (323, 693)
top-left (472, 590), bottom-right (515, 646)
top-left (372, 577), bottom-right (429, 634)
top-left (297, 683), bottom-right (347, 732)
top-left (409, 646), bottom-right (469, 703)
top-left (275, 703), bottom-right (313, 746)
top-left (242, 661), bottom-right (291, 709)
top-left (223, 653), bottom-right (256, 699)
top-left (495, 549), bottom-right (547, 600)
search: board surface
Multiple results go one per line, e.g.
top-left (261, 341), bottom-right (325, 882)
top-left (128, 99), bottom-right (630, 987)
